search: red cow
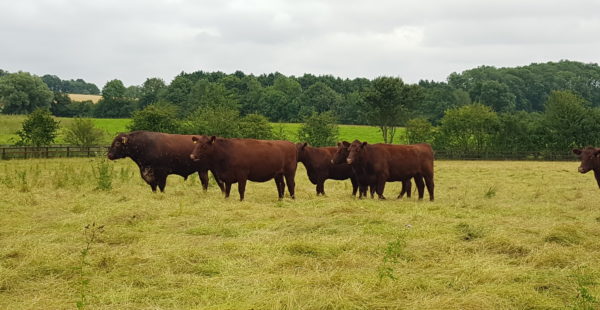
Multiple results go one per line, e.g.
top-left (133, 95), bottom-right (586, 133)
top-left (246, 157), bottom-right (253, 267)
top-left (107, 131), bottom-right (224, 193)
top-left (296, 143), bottom-right (358, 196)
top-left (572, 147), bottom-right (600, 188)
top-left (190, 136), bottom-right (297, 201)
top-left (337, 140), bottom-right (434, 201)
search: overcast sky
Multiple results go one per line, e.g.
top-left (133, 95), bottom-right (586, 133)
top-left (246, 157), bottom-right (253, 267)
top-left (1, 0), bottom-right (599, 88)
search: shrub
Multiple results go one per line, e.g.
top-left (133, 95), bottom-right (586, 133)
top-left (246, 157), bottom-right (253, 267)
top-left (128, 103), bottom-right (179, 133)
top-left (297, 111), bottom-right (339, 147)
top-left (239, 114), bottom-right (273, 139)
top-left (180, 106), bottom-right (240, 138)
top-left (16, 108), bottom-right (60, 146)
top-left (63, 118), bottom-right (105, 146)
top-left (406, 118), bottom-right (434, 144)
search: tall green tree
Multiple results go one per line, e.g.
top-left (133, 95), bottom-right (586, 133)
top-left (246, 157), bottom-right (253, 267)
top-left (362, 77), bottom-right (422, 143)
top-left (138, 78), bottom-right (167, 108)
top-left (93, 79), bottom-right (136, 117)
top-left (543, 90), bottom-right (600, 151)
top-left (0, 72), bottom-right (53, 114)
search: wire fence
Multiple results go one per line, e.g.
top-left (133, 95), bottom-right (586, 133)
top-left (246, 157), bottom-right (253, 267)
top-left (0, 146), bottom-right (578, 161)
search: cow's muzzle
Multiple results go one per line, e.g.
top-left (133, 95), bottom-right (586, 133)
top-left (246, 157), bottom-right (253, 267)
top-left (578, 166), bottom-right (588, 173)
top-left (190, 154), bottom-right (198, 161)
top-left (346, 158), bottom-right (352, 164)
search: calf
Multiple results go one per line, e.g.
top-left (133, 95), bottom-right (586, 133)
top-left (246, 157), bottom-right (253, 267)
top-left (107, 131), bottom-right (224, 193)
top-left (190, 136), bottom-right (297, 201)
top-left (296, 143), bottom-right (358, 196)
top-left (572, 147), bottom-right (600, 188)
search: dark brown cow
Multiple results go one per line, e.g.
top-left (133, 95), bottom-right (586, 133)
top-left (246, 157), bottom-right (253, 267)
top-left (334, 140), bottom-right (434, 200)
top-left (107, 131), bottom-right (224, 193)
top-left (572, 147), bottom-right (600, 188)
top-left (332, 141), bottom-right (413, 199)
top-left (296, 142), bottom-right (358, 196)
top-left (190, 136), bottom-right (297, 201)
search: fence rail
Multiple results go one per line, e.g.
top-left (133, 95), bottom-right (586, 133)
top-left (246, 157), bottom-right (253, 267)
top-left (0, 146), bottom-right (109, 160)
top-left (0, 146), bottom-right (578, 161)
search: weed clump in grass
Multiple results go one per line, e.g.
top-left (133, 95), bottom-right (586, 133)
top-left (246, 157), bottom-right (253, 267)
top-left (77, 222), bottom-right (104, 309)
top-left (484, 185), bottom-right (497, 198)
top-left (456, 222), bottom-right (485, 241)
top-left (16, 170), bottom-right (29, 192)
top-left (91, 157), bottom-right (113, 190)
top-left (543, 224), bottom-right (584, 246)
top-left (378, 233), bottom-right (408, 281)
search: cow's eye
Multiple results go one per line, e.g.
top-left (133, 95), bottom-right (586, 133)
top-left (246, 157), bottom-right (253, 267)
top-left (115, 142), bottom-right (121, 146)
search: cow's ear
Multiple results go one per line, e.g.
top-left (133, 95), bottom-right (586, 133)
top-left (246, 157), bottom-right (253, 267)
top-left (121, 135), bottom-right (128, 144)
top-left (361, 142), bottom-right (368, 148)
top-left (210, 136), bottom-right (216, 144)
top-left (192, 136), bottom-right (199, 144)
top-left (595, 149), bottom-right (600, 157)
top-left (572, 149), bottom-right (582, 155)
top-left (342, 141), bottom-right (350, 147)
top-left (302, 142), bottom-right (308, 149)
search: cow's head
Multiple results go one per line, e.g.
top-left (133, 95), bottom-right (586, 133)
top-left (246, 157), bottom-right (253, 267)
top-left (190, 135), bottom-right (217, 161)
top-left (296, 142), bottom-right (309, 162)
top-left (331, 141), bottom-right (350, 164)
top-left (572, 147), bottom-right (600, 173)
top-left (107, 133), bottom-right (129, 160)
top-left (346, 140), bottom-right (367, 165)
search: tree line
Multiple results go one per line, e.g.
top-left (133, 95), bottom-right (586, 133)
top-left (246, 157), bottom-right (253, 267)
top-left (1, 60), bottom-right (600, 154)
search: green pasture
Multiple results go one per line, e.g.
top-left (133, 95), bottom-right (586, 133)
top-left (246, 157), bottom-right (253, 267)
top-left (1, 158), bottom-right (599, 309)
top-left (0, 115), bottom-right (396, 146)
top-left (0, 115), bottom-right (131, 145)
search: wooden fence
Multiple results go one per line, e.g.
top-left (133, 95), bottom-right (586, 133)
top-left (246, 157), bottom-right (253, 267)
top-left (0, 146), bottom-right (109, 160)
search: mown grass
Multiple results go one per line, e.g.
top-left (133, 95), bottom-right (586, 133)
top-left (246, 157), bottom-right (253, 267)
top-left (0, 115), bottom-right (397, 145)
top-left (1, 158), bottom-right (599, 309)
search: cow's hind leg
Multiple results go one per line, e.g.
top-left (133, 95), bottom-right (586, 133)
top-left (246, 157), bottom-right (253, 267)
top-left (224, 183), bottom-right (232, 198)
top-left (398, 178), bottom-right (412, 199)
top-left (238, 178), bottom-right (247, 201)
top-left (425, 175), bottom-right (435, 201)
top-left (316, 181), bottom-right (324, 196)
top-left (415, 176), bottom-right (425, 200)
top-left (284, 173), bottom-right (295, 199)
top-left (157, 175), bottom-right (167, 193)
top-left (274, 175), bottom-right (285, 200)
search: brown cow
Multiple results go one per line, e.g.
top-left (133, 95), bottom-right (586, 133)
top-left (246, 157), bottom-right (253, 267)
top-left (107, 131), bottom-right (224, 193)
top-left (190, 136), bottom-right (297, 201)
top-left (296, 142), bottom-right (358, 196)
top-left (572, 147), bottom-right (600, 188)
top-left (332, 141), bottom-right (414, 199)
top-left (335, 140), bottom-right (434, 201)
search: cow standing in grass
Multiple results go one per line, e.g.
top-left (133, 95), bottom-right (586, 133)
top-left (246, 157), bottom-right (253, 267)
top-left (334, 140), bottom-right (434, 201)
top-left (190, 136), bottom-right (297, 201)
top-left (296, 142), bottom-right (358, 196)
top-left (573, 147), bottom-right (600, 188)
top-left (107, 131), bottom-right (224, 193)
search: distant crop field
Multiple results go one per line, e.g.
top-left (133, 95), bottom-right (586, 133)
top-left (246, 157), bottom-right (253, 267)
top-left (1, 158), bottom-right (599, 309)
top-left (0, 115), bottom-right (394, 145)
top-left (68, 94), bottom-right (102, 104)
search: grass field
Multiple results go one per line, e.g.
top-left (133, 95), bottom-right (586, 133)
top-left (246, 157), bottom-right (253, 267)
top-left (1, 158), bottom-right (599, 309)
top-left (0, 115), bottom-right (398, 146)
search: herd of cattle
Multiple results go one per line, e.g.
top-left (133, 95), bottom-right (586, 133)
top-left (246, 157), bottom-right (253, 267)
top-left (107, 131), bottom-right (600, 201)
